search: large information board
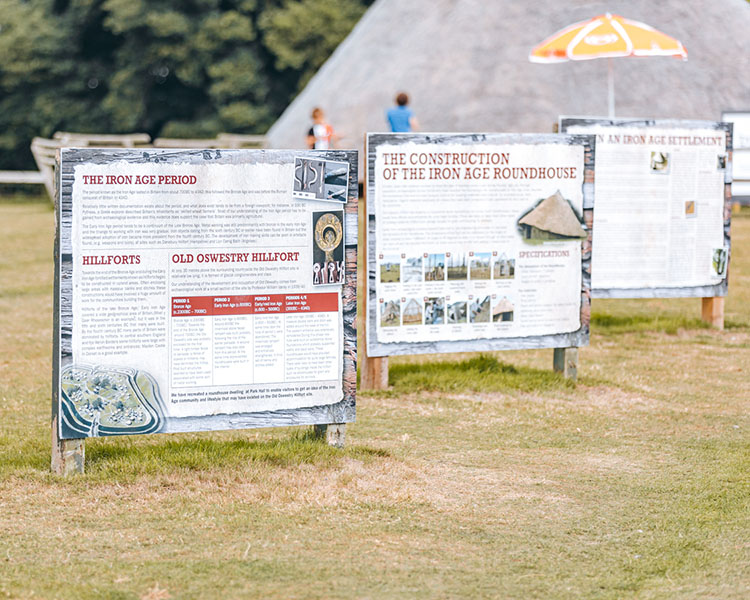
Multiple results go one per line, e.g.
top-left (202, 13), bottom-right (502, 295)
top-left (560, 118), bottom-right (732, 298)
top-left (54, 149), bottom-right (357, 439)
top-left (366, 133), bottom-right (594, 357)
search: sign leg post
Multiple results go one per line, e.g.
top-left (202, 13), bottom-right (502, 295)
top-left (553, 347), bottom-right (578, 381)
top-left (359, 175), bottom-right (389, 392)
top-left (701, 297), bottom-right (724, 329)
top-left (51, 418), bottom-right (85, 475)
top-left (360, 347), bottom-right (388, 390)
top-left (314, 423), bottom-right (346, 448)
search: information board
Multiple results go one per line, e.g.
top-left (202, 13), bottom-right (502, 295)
top-left (366, 133), bottom-right (594, 357)
top-left (560, 118), bottom-right (732, 299)
top-left (722, 111), bottom-right (750, 203)
top-left (54, 149), bottom-right (357, 439)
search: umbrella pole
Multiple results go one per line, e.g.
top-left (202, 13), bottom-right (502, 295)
top-left (607, 57), bottom-right (615, 118)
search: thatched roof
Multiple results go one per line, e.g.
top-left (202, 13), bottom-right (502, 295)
top-left (382, 301), bottom-right (399, 318)
top-left (267, 0), bottom-right (750, 152)
top-left (493, 297), bottom-right (514, 315)
top-left (518, 191), bottom-right (586, 238)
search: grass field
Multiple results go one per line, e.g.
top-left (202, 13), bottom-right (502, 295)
top-left (1, 196), bottom-right (748, 599)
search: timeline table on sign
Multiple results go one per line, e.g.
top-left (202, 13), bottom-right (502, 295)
top-left (170, 292), bottom-right (340, 388)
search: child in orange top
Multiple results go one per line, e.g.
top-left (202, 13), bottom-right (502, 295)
top-left (307, 107), bottom-right (338, 149)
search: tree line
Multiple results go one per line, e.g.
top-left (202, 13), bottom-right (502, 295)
top-left (0, 0), bottom-right (372, 170)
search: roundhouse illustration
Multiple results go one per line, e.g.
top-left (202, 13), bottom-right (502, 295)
top-left (493, 297), bottom-right (515, 322)
top-left (517, 190), bottom-right (586, 241)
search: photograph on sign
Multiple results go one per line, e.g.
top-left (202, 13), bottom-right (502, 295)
top-left (560, 118), bottom-right (732, 298)
top-left (366, 133), bottom-right (594, 357)
top-left (55, 149), bottom-right (357, 440)
top-left (293, 156), bottom-right (350, 203)
top-left (312, 209), bottom-right (345, 285)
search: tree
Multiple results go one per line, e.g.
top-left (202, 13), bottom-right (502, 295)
top-left (0, 0), bottom-right (371, 169)
top-left (259, 0), bottom-right (369, 92)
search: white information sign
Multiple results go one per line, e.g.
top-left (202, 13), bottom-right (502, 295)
top-left (561, 118), bottom-right (730, 296)
top-left (57, 149), bottom-right (357, 439)
top-left (366, 133), bottom-right (594, 357)
top-left (722, 111), bottom-right (750, 200)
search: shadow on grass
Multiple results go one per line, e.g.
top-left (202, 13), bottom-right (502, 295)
top-left (388, 354), bottom-right (574, 394)
top-left (0, 429), bottom-right (390, 482)
top-left (591, 312), bottom-right (711, 335)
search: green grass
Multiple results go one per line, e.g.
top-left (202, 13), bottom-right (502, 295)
top-left (389, 354), bottom-right (575, 393)
top-left (0, 428), bottom-right (390, 483)
top-left (0, 196), bottom-right (748, 599)
top-left (590, 312), bottom-right (710, 335)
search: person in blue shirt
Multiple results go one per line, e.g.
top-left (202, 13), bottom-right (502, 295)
top-left (386, 92), bottom-right (418, 132)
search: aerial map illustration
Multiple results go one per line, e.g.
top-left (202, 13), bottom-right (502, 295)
top-left (60, 364), bottom-right (166, 438)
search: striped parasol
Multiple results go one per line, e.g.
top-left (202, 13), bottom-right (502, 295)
top-left (530, 13), bottom-right (687, 117)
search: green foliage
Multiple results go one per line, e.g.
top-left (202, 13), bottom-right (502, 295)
top-left (0, 0), bottom-right (371, 169)
top-left (259, 0), bottom-right (369, 90)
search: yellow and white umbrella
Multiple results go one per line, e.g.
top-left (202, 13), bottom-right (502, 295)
top-left (530, 13), bottom-right (687, 116)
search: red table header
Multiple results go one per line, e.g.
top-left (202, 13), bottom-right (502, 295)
top-left (172, 293), bottom-right (338, 317)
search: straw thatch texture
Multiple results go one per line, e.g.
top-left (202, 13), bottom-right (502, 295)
top-left (518, 190), bottom-right (587, 239)
top-left (493, 297), bottom-right (514, 316)
top-left (267, 0), bottom-right (750, 152)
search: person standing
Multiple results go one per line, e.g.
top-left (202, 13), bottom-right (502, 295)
top-left (307, 107), bottom-right (338, 149)
top-left (386, 92), bottom-right (418, 132)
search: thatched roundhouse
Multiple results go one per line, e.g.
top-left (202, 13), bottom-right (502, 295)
top-left (380, 300), bottom-right (400, 326)
top-left (493, 297), bottom-right (515, 322)
top-left (267, 0), bottom-right (750, 153)
top-left (518, 190), bottom-right (587, 241)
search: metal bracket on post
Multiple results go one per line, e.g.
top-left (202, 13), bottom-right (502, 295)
top-left (553, 347), bottom-right (578, 381)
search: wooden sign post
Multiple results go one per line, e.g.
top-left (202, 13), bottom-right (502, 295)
top-left (360, 345), bottom-right (389, 390)
top-left (359, 187), bottom-right (389, 390)
top-left (53, 148), bottom-right (358, 474)
top-left (701, 296), bottom-right (725, 329)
